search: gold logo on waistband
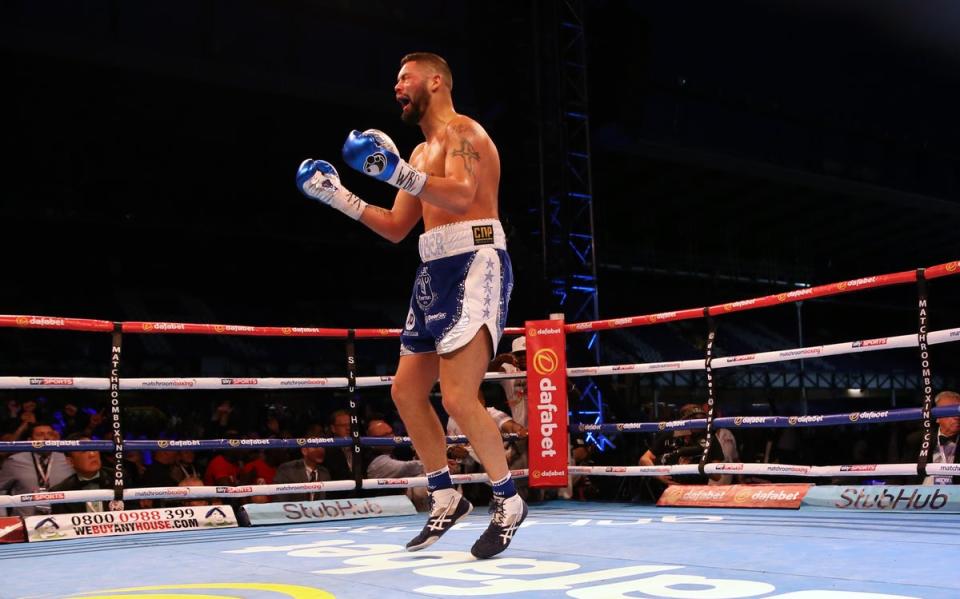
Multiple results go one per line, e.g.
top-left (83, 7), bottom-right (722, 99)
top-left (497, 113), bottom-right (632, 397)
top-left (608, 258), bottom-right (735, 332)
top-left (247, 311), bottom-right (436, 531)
top-left (472, 225), bottom-right (495, 245)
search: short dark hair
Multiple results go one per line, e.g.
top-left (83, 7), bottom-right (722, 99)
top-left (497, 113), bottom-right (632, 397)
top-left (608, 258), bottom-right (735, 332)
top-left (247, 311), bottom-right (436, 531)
top-left (679, 403), bottom-right (707, 420)
top-left (28, 420), bottom-right (55, 433)
top-left (64, 432), bottom-right (93, 454)
top-left (329, 409), bottom-right (351, 425)
top-left (401, 52), bottom-right (453, 91)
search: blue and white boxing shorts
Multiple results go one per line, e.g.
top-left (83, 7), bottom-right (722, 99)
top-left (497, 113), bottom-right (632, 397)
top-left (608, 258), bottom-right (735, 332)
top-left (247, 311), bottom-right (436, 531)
top-left (401, 219), bottom-right (513, 356)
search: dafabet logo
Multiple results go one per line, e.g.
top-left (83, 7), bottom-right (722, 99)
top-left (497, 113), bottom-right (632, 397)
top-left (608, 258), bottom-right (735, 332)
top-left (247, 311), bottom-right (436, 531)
top-left (532, 348), bottom-right (558, 375)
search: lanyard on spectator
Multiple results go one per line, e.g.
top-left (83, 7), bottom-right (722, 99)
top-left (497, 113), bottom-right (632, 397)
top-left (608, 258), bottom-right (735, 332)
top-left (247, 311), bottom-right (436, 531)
top-left (699, 308), bottom-right (717, 476)
top-left (914, 269), bottom-right (935, 479)
top-left (346, 329), bottom-right (363, 491)
top-left (108, 323), bottom-right (125, 511)
top-left (32, 453), bottom-right (52, 489)
top-left (177, 462), bottom-right (197, 480)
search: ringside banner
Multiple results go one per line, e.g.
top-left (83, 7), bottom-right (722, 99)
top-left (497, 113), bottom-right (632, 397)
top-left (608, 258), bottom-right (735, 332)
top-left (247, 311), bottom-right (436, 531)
top-left (242, 495), bottom-right (415, 526)
top-left (0, 517), bottom-right (25, 543)
top-left (525, 319), bottom-right (568, 487)
top-left (803, 484), bottom-right (960, 512)
top-left (24, 506), bottom-right (237, 542)
top-left (657, 484), bottom-right (811, 509)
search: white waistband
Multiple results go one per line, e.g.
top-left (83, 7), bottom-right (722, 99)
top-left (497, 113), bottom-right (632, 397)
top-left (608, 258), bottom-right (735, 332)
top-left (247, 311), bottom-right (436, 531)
top-left (418, 219), bottom-right (506, 262)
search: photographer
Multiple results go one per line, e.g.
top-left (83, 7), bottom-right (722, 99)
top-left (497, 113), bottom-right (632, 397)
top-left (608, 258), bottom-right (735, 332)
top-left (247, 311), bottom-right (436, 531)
top-left (639, 404), bottom-right (726, 497)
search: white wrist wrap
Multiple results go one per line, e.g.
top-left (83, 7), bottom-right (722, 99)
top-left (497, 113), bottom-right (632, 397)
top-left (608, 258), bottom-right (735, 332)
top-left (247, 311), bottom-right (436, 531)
top-left (302, 170), bottom-right (367, 220)
top-left (387, 159), bottom-right (427, 196)
top-left (331, 189), bottom-right (368, 220)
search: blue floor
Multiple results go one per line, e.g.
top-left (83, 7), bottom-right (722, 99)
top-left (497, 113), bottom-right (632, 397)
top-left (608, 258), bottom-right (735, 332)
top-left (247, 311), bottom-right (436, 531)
top-left (1, 501), bottom-right (958, 599)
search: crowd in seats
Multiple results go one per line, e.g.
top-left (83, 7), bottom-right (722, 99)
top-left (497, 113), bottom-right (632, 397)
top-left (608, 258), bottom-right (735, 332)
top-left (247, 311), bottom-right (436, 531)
top-left (2, 380), bottom-right (957, 514)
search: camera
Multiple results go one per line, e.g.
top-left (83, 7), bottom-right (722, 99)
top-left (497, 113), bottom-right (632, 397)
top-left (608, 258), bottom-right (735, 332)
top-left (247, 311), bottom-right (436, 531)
top-left (657, 431), bottom-right (708, 466)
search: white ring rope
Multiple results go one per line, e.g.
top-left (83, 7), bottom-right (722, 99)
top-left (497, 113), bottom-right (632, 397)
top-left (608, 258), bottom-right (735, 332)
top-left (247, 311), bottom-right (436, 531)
top-left (8, 460), bottom-right (960, 509)
top-left (2, 326), bottom-right (956, 390)
top-left (568, 463), bottom-right (960, 478)
top-left (0, 470), bottom-right (531, 508)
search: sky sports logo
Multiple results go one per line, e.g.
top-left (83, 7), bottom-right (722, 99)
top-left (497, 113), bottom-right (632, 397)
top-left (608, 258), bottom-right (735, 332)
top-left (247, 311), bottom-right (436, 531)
top-left (29, 378), bottom-right (73, 386)
top-left (852, 338), bottom-right (888, 348)
top-left (221, 378), bottom-right (258, 385)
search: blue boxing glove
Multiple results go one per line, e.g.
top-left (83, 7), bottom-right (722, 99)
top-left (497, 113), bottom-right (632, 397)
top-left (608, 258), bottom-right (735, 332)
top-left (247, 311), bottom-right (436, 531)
top-left (342, 129), bottom-right (427, 196)
top-left (296, 159), bottom-right (368, 220)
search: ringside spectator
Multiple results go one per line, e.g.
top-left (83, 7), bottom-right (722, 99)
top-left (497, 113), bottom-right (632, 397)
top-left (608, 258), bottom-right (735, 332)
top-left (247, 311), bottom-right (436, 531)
top-left (0, 422), bottom-right (74, 516)
top-left (902, 390), bottom-right (960, 485)
top-left (273, 446), bottom-right (332, 502)
top-left (50, 434), bottom-right (113, 514)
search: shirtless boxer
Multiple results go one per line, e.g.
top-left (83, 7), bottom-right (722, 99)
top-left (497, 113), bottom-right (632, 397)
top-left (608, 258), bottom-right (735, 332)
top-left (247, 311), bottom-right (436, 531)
top-left (296, 52), bottom-right (525, 558)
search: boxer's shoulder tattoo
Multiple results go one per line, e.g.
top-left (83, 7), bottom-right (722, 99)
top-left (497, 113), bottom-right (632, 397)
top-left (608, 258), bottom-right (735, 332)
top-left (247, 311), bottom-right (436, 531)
top-left (452, 140), bottom-right (479, 176)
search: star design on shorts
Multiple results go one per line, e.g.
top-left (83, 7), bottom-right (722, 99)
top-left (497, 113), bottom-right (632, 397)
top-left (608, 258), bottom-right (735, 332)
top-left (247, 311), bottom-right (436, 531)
top-left (480, 257), bottom-right (496, 321)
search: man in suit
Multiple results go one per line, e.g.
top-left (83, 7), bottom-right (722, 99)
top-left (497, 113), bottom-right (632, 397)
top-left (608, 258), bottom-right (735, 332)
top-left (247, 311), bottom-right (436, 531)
top-left (323, 410), bottom-right (354, 481)
top-left (902, 390), bottom-right (960, 484)
top-left (0, 422), bottom-right (74, 516)
top-left (272, 446), bottom-right (331, 503)
top-left (320, 410), bottom-right (358, 498)
top-left (50, 435), bottom-right (114, 514)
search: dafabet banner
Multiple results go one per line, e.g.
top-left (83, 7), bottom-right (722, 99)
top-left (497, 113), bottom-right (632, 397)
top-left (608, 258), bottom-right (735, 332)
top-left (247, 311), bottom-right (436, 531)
top-left (525, 319), bottom-right (568, 487)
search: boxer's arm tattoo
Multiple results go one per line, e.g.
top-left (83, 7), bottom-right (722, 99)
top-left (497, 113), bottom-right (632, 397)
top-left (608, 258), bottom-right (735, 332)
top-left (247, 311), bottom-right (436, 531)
top-left (365, 204), bottom-right (391, 218)
top-left (451, 138), bottom-right (480, 177)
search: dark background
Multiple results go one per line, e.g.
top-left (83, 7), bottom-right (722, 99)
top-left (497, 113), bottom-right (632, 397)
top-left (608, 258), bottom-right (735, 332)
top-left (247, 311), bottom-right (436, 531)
top-left (2, 1), bottom-right (958, 419)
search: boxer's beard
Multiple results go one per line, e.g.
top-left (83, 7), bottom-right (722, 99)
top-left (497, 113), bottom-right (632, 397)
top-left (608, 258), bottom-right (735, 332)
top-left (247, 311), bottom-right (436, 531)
top-left (401, 84), bottom-right (429, 125)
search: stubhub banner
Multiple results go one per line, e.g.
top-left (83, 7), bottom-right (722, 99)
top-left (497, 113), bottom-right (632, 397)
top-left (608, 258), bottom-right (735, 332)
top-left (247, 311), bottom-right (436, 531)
top-left (803, 484), bottom-right (960, 512)
top-left (242, 495), bottom-right (415, 526)
top-left (525, 319), bottom-right (568, 488)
